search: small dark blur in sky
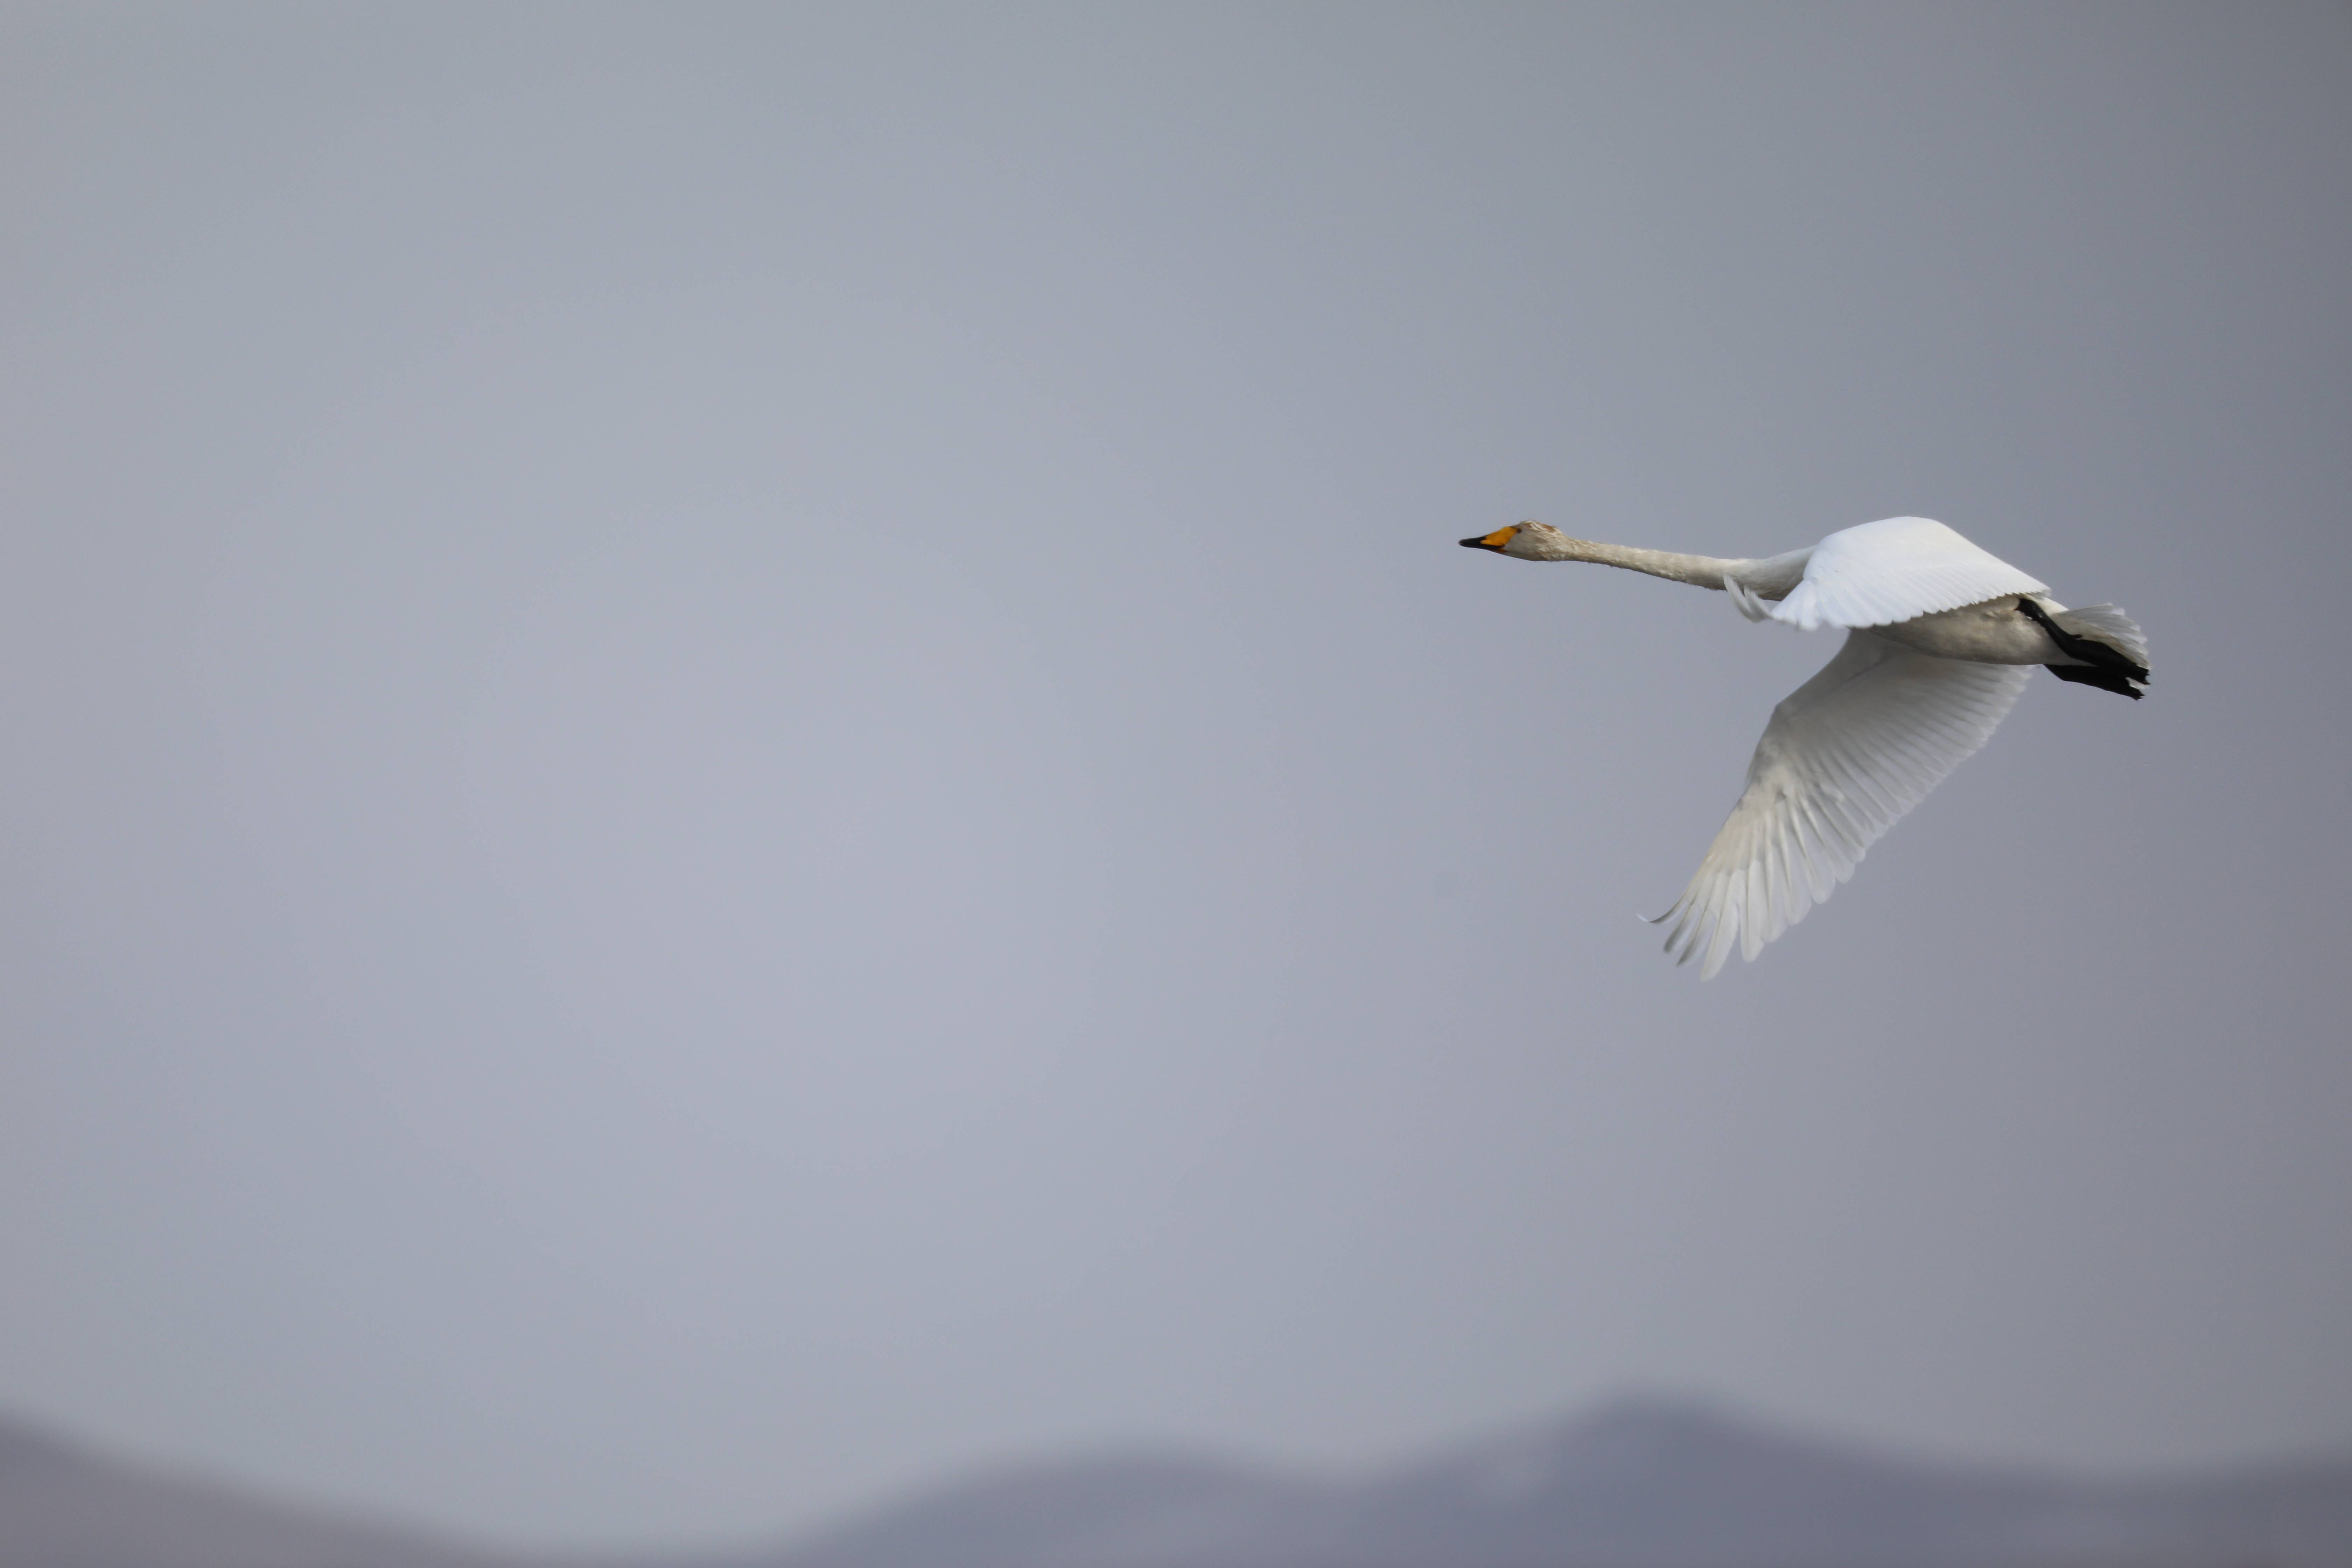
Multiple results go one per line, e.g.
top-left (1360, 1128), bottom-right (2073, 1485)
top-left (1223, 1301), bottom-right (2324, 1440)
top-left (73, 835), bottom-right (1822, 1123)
top-left (2, 2), bottom-right (2348, 1554)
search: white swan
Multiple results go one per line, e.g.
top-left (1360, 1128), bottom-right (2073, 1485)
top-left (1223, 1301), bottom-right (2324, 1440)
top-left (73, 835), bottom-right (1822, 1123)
top-left (1460, 516), bottom-right (2149, 978)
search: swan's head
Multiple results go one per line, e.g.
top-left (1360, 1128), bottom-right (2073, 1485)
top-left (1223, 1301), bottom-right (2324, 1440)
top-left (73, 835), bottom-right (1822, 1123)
top-left (1458, 520), bottom-right (1569, 559)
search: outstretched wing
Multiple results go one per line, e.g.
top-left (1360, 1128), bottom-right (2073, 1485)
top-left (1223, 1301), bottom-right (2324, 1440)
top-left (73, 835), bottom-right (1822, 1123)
top-left (1770, 517), bottom-right (2047, 631)
top-left (1653, 631), bottom-right (2032, 978)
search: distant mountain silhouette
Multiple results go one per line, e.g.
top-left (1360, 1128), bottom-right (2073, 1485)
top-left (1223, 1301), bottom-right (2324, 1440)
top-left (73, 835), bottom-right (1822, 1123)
top-left (762, 1397), bottom-right (2352, 1568)
top-left (714, 1449), bottom-right (1343, 1568)
top-left (6, 1395), bottom-right (2350, 1568)
top-left (0, 1412), bottom-right (489, 1568)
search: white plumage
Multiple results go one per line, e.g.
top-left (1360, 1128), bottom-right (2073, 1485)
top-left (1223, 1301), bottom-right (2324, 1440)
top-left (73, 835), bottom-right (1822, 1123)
top-left (1765, 516), bottom-right (2048, 632)
top-left (1650, 634), bottom-right (2031, 978)
top-left (1459, 515), bottom-right (2148, 978)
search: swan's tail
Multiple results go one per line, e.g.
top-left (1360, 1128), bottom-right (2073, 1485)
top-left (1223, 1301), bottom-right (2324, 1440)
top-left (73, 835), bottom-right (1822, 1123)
top-left (2031, 601), bottom-right (2149, 699)
top-left (2051, 603), bottom-right (2148, 670)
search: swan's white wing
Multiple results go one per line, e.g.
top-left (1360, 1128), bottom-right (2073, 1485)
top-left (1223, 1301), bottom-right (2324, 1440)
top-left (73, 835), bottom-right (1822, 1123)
top-left (1769, 517), bottom-right (2047, 631)
top-left (1655, 631), bottom-right (2032, 979)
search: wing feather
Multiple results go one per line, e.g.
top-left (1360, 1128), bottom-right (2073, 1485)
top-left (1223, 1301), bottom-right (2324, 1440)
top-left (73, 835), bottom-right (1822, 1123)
top-left (1656, 630), bottom-right (2032, 978)
top-left (1769, 517), bottom-right (2047, 631)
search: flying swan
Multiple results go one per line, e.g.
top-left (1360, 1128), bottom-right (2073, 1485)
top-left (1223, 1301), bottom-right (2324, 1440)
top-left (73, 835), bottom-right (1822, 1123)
top-left (1460, 516), bottom-right (2148, 978)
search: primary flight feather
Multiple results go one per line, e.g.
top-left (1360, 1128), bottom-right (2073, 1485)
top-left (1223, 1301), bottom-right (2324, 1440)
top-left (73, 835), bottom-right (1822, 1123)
top-left (1460, 516), bottom-right (2149, 978)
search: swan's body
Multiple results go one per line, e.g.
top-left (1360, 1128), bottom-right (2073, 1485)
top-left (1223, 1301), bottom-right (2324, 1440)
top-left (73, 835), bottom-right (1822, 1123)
top-left (1460, 516), bottom-right (2148, 978)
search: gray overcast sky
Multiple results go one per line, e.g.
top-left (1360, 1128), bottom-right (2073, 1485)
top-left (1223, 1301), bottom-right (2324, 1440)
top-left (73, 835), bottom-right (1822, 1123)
top-left (3, 1), bottom-right (2349, 1554)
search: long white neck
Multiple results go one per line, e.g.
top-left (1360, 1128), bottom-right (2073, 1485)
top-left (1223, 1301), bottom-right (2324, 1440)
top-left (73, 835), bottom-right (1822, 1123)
top-left (1519, 532), bottom-right (1812, 598)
